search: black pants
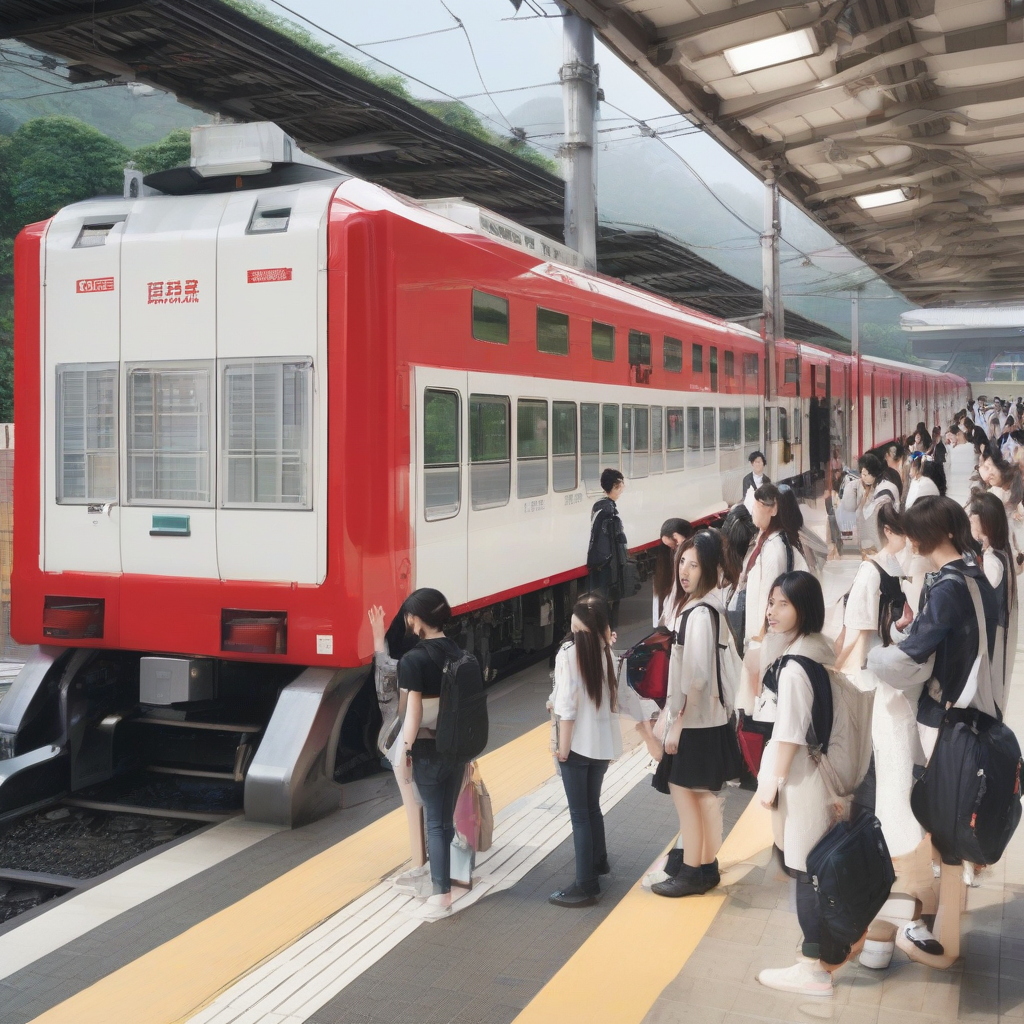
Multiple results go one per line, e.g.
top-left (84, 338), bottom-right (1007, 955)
top-left (413, 756), bottom-right (466, 896)
top-left (559, 750), bottom-right (609, 895)
top-left (795, 873), bottom-right (851, 966)
top-left (587, 564), bottom-right (620, 629)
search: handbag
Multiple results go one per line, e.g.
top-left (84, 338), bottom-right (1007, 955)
top-left (736, 711), bottom-right (773, 775)
top-left (623, 626), bottom-right (674, 707)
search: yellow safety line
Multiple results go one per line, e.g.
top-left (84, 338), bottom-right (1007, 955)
top-left (512, 799), bottom-right (774, 1024)
top-left (30, 723), bottom-right (557, 1024)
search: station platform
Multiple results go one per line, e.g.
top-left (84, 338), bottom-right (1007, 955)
top-left (1, 545), bottom-right (1022, 1024)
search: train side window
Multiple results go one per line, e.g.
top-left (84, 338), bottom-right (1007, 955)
top-left (222, 359), bottom-right (312, 507)
top-left (591, 321), bottom-right (615, 362)
top-left (472, 291), bottom-right (509, 345)
top-left (720, 407), bottom-right (741, 451)
top-left (601, 404), bottom-right (619, 469)
top-left (56, 363), bottom-right (118, 504)
top-left (537, 307), bottom-right (569, 355)
top-left (779, 406), bottom-right (789, 443)
top-left (692, 343), bottom-right (703, 375)
top-left (703, 408), bottom-right (716, 466)
top-left (552, 401), bottom-right (578, 492)
top-left (685, 407), bottom-right (701, 469)
top-left (581, 402), bottom-right (601, 493)
top-left (650, 407), bottom-right (664, 474)
top-left (517, 399), bottom-right (548, 498)
top-left (628, 330), bottom-right (651, 366)
top-left (666, 407), bottom-right (684, 471)
top-left (621, 405), bottom-right (632, 460)
top-left (127, 362), bottom-right (214, 506)
top-left (469, 394), bottom-right (510, 509)
top-left (724, 351), bottom-right (735, 380)
top-left (423, 388), bottom-right (461, 520)
top-left (632, 406), bottom-right (649, 479)
top-left (744, 405), bottom-right (760, 457)
top-left (784, 358), bottom-right (800, 385)
top-left (710, 347), bottom-right (719, 392)
top-left (743, 353), bottom-right (759, 388)
top-left (664, 337), bottom-right (682, 373)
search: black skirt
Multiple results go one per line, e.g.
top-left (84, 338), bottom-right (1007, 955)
top-left (667, 724), bottom-right (743, 792)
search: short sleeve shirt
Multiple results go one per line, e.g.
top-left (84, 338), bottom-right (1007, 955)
top-left (397, 638), bottom-right (449, 697)
top-left (772, 660), bottom-right (814, 747)
top-left (844, 552), bottom-right (902, 633)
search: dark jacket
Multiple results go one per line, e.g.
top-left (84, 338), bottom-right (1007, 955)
top-left (742, 472), bottom-right (770, 497)
top-left (587, 497), bottom-right (626, 571)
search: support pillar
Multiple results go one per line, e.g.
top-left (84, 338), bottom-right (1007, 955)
top-left (561, 9), bottom-right (598, 270)
top-left (761, 171), bottom-right (783, 401)
top-left (851, 288), bottom-right (862, 461)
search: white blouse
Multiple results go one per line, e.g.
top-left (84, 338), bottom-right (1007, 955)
top-left (904, 475), bottom-right (939, 509)
top-left (983, 547), bottom-right (1005, 593)
top-left (665, 591), bottom-right (740, 729)
top-left (551, 641), bottom-right (624, 761)
top-left (741, 531), bottom-right (809, 643)
top-left (844, 551), bottom-right (903, 634)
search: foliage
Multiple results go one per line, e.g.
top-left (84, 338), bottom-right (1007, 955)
top-left (860, 323), bottom-right (920, 365)
top-left (131, 128), bottom-right (192, 174)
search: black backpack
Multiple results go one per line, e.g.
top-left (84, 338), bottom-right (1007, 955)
top-left (432, 642), bottom-right (489, 762)
top-left (806, 813), bottom-right (896, 947)
top-left (869, 560), bottom-right (907, 648)
top-left (910, 706), bottom-right (1022, 866)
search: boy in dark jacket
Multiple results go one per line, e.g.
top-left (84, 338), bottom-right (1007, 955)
top-left (587, 469), bottom-right (627, 628)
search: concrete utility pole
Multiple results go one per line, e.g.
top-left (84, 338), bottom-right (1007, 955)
top-left (761, 170), bottom-right (783, 401)
top-left (851, 288), bottom-right (862, 463)
top-left (560, 9), bottom-right (598, 270)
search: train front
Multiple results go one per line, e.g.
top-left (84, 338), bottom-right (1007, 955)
top-left (3, 124), bottom-right (384, 828)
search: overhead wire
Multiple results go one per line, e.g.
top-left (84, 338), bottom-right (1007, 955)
top-left (357, 25), bottom-right (461, 47)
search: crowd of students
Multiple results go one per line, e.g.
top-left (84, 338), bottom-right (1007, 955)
top-left (364, 421), bottom-right (1019, 998)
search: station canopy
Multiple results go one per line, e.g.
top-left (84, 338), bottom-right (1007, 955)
top-left (562, 0), bottom-right (1024, 305)
top-left (2, 0), bottom-right (841, 346)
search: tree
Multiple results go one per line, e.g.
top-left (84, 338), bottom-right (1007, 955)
top-left (131, 128), bottom-right (192, 174)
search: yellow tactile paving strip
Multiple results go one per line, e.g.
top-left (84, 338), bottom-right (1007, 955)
top-left (513, 799), bottom-right (774, 1024)
top-left (30, 723), bottom-right (556, 1024)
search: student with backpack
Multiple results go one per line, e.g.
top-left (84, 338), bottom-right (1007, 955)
top-left (867, 496), bottom-right (1003, 958)
top-left (587, 469), bottom-right (629, 629)
top-left (550, 593), bottom-right (622, 907)
top-left (651, 532), bottom-right (743, 898)
top-left (399, 588), bottom-right (488, 921)
top-left (755, 571), bottom-right (869, 997)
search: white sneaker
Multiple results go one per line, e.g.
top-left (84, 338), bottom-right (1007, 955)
top-left (412, 893), bottom-right (452, 922)
top-left (392, 864), bottom-right (431, 896)
top-left (757, 961), bottom-right (833, 996)
top-left (859, 938), bottom-right (895, 970)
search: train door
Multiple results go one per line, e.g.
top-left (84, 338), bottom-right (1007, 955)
top-left (119, 196), bottom-right (224, 579)
top-left (43, 202), bottom-right (127, 573)
top-left (414, 367), bottom-right (468, 607)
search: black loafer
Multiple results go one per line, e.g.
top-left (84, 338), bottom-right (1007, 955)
top-left (651, 864), bottom-right (705, 898)
top-left (548, 886), bottom-right (599, 908)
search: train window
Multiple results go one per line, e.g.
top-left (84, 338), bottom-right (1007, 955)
top-left (724, 351), bottom-right (735, 379)
top-left (663, 337), bottom-right (682, 373)
top-left (56, 363), bottom-right (118, 504)
top-left (631, 407), bottom-right (650, 479)
top-left (650, 407), bottom-right (664, 474)
top-left (743, 353), bottom-right (759, 387)
top-left (784, 358), bottom-right (800, 385)
top-left (222, 360), bottom-right (312, 507)
top-left (552, 401), bottom-right (578, 492)
top-left (517, 399), bottom-right (548, 499)
top-left (472, 291), bottom-right (509, 345)
top-left (686, 407), bottom-right (701, 469)
top-left (628, 330), bottom-right (651, 365)
top-left (710, 347), bottom-right (719, 392)
top-left (720, 408), bottom-right (741, 450)
top-left (422, 389), bottom-right (461, 520)
top-left (470, 395), bottom-right (510, 509)
top-left (601, 404), bottom-right (619, 468)
top-left (692, 344), bottom-right (703, 375)
top-left (591, 321), bottom-right (615, 362)
top-left (666, 408), bottom-right (684, 471)
top-left (537, 307), bottom-right (569, 355)
top-left (621, 406), bottom-right (632, 455)
top-left (744, 406), bottom-right (760, 456)
top-left (581, 403), bottom-right (601, 493)
top-left (703, 408), bottom-right (716, 466)
top-left (779, 406), bottom-right (789, 443)
top-left (127, 362), bottom-right (213, 506)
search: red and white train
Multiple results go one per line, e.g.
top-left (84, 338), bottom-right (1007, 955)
top-left (6, 124), bottom-right (968, 820)
top-left (13, 122), bottom-right (969, 669)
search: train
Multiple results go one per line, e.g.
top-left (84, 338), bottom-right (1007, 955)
top-left (1, 123), bottom-right (969, 826)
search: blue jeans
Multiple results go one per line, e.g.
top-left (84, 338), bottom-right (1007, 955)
top-left (559, 750), bottom-right (609, 895)
top-left (413, 755), bottom-right (466, 895)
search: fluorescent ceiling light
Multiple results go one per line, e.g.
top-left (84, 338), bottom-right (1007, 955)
top-left (854, 188), bottom-right (910, 210)
top-left (724, 27), bottom-right (817, 75)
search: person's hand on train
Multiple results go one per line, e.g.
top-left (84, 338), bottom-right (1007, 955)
top-left (368, 605), bottom-right (387, 654)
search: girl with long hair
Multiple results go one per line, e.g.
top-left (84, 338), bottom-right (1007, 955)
top-left (549, 593), bottom-right (622, 907)
top-left (652, 518), bottom-right (693, 626)
top-left (857, 453), bottom-right (899, 550)
top-left (651, 532), bottom-right (743, 898)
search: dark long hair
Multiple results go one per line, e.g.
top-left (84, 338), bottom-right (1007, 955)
top-left (721, 503), bottom-right (756, 586)
top-left (970, 492), bottom-right (1017, 609)
top-left (404, 588), bottom-right (451, 631)
top-left (571, 593), bottom-right (617, 711)
top-left (653, 518), bottom-right (693, 608)
top-left (775, 483), bottom-right (805, 553)
top-left (921, 458), bottom-right (946, 496)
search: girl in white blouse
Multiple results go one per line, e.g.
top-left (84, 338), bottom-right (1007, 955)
top-left (969, 492), bottom-right (1017, 711)
top-left (652, 532), bottom-right (743, 898)
top-left (549, 593), bottom-right (622, 908)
